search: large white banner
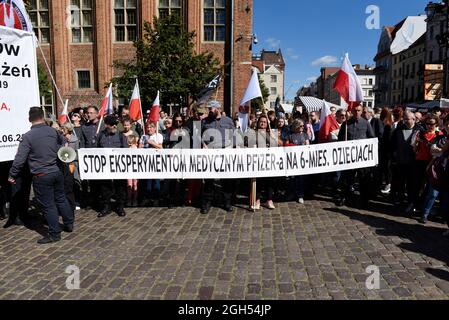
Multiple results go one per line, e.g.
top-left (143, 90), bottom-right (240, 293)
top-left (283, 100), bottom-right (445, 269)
top-left (79, 139), bottom-right (379, 180)
top-left (0, 26), bottom-right (39, 162)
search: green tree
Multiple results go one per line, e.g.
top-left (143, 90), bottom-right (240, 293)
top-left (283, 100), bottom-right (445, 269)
top-left (38, 62), bottom-right (52, 102)
top-left (111, 15), bottom-right (221, 111)
top-left (251, 75), bottom-right (270, 112)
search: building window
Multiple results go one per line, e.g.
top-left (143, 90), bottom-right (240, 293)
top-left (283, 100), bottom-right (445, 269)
top-left (369, 78), bottom-right (373, 85)
top-left (203, 0), bottom-right (226, 42)
top-left (29, 0), bottom-right (50, 44)
top-left (270, 101), bottom-right (276, 108)
top-left (77, 71), bottom-right (91, 89)
top-left (368, 101), bottom-right (372, 107)
top-left (270, 87), bottom-right (277, 95)
top-left (114, 0), bottom-right (138, 42)
top-left (429, 51), bottom-right (433, 63)
top-left (393, 81), bottom-right (396, 90)
top-left (430, 26), bottom-right (434, 40)
top-left (70, 0), bottom-right (93, 43)
top-left (159, 0), bottom-right (182, 19)
top-left (368, 90), bottom-right (373, 97)
top-left (271, 75), bottom-right (277, 83)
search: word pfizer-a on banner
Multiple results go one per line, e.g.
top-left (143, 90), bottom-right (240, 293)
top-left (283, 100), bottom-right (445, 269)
top-left (79, 139), bottom-right (379, 180)
top-left (0, 26), bottom-right (39, 162)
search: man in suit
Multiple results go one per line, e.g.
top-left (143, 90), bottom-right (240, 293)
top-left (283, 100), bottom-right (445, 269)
top-left (363, 106), bottom-right (384, 139)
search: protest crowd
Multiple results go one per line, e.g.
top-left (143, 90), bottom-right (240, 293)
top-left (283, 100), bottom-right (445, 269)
top-left (0, 99), bottom-right (449, 244)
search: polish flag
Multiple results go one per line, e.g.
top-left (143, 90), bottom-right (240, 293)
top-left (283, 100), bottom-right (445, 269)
top-left (129, 80), bottom-right (143, 123)
top-left (147, 91), bottom-right (160, 124)
top-left (58, 99), bottom-right (69, 124)
top-left (318, 100), bottom-right (339, 143)
top-left (333, 53), bottom-right (363, 111)
top-left (99, 83), bottom-right (114, 118)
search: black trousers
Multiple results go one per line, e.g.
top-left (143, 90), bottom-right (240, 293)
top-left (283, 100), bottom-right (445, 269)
top-left (256, 178), bottom-right (274, 201)
top-left (100, 180), bottom-right (126, 209)
top-left (339, 168), bottom-right (372, 204)
top-left (202, 179), bottom-right (233, 209)
top-left (62, 164), bottom-right (76, 212)
top-left (9, 170), bottom-right (32, 222)
top-left (391, 163), bottom-right (416, 204)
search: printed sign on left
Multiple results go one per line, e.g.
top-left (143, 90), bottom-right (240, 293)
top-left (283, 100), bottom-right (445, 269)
top-left (0, 26), bottom-right (39, 162)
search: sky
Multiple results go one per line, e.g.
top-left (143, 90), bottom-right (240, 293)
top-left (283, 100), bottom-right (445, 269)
top-left (253, 0), bottom-right (430, 101)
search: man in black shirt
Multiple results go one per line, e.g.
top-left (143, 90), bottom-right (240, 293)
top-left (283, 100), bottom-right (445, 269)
top-left (97, 116), bottom-right (128, 218)
top-left (337, 105), bottom-right (375, 208)
top-left (9, 108), bottom-right (74, 244)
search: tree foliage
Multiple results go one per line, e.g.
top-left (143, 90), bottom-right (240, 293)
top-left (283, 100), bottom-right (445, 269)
top-left (251, 74), bottom-right (270, 111)
top-left (111, 15), bottom-right (221, 112)
top-left (38, 62), bottom-right (52, 101)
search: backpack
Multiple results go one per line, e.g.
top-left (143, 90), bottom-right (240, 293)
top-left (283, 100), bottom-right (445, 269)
top-left (427, 154), bottom-right (449, 191)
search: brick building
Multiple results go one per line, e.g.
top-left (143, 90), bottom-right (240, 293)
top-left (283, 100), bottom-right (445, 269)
top-left (31, 0), bottom-right (253, 115)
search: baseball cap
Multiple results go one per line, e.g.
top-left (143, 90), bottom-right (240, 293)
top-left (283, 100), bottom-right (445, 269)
top-left (207, 100), bottom-right (221, 109)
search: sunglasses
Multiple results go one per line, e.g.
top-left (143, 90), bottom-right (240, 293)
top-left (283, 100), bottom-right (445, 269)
top-left (427, 122), bottom-right (437, 126)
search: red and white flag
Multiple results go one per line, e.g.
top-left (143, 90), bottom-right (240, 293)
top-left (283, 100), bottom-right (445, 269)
top-left (0, 0), bottom-right (34, 33)
top-left (129, 80), bottom-right (143, 123)
top-left (99, 83), bottom-right (113, 118)
top-left (146, 91), bottom-right (160, 124)
top-left (333, 53), bottom-right (363, 111)
top-left (58, 99), bottom-right (69, 125)
top-left (318, 100), bottom-right (339, 143)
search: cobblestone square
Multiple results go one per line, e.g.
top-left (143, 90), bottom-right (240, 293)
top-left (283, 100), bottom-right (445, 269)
top-left (1, 196), bottom-right (448, 300)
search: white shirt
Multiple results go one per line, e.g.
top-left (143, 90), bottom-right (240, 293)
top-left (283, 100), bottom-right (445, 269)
top-left (140, 133), bottom-right (163, 148)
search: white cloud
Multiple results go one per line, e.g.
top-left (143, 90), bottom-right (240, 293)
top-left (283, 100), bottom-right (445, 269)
top-left (286, 48), bottom-right (299, 60)
top-left (266, 37), bottom-right (281, 49)
top-left (311, 55), bottom-right (338, 66)
top-left (306, 76), bottom-right (318, 82)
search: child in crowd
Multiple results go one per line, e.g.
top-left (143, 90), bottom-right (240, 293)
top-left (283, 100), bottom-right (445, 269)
top-left (122, 117), bottom-right (138, 138)
top-left (127, 134), bottom-right (139, 207)
top-left (289, 119), bottom-right (310, 204)
top-left (139, 122), bottom-right (164, 206)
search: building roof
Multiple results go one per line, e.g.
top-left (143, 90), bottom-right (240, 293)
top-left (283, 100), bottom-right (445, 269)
top-left (259, 49), bottom-right (285, 68)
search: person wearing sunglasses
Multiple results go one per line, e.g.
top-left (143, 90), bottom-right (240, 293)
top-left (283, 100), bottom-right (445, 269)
top-left (420, 115), bottom-right (449, 224)
top-left (410, 114), bottom-right (443, 215)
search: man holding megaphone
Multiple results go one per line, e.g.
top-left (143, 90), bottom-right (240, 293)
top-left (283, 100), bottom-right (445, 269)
top-left (8, 107), bottom-right (75, 245)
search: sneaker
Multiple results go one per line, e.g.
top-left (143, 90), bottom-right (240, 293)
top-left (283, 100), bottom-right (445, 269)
top-left (419, 216), bottom-right (428, 225)
top-left (381, 184), bottom-right (391, 194)
top-left (75, 206), bottom-right (81, 211)
top-left (266, 200), bottom-right (276, 210)
top-left (298, 198), bottom-right (304, 204)
top-left (37, 236), bottom-right (61, 245)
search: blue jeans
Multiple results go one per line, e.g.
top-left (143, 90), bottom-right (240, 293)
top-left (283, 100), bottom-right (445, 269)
top-left (33, 171), bottom-right (74, 238)
top-left (145, 179), bottom-right (160, 199)
top-left (422, 184), bottom-right (439, 218)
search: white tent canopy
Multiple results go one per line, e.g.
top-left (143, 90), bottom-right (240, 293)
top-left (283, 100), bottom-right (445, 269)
top-left (297, 96), bottom-right (341, 113)
top-left (390, 16), bottom-right (427, 55)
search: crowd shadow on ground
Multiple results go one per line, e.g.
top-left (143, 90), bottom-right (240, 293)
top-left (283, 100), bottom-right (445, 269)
top-left (322, 202), bottom-right (449, 282)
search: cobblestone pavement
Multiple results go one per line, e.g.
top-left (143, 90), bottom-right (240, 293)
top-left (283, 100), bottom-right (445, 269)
top-left (0, 196), bottom-right (448, 300)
